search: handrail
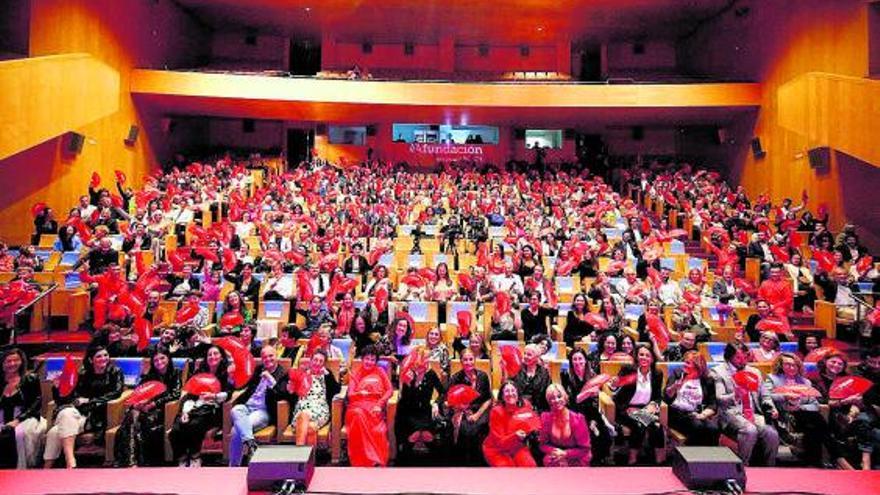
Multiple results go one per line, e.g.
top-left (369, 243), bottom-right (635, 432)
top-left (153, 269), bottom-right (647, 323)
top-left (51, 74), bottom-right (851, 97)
top-left (11, 283), bottom-right (57, 344)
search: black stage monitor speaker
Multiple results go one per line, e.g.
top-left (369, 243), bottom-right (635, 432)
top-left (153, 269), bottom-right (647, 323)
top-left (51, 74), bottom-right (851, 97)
top-left (751, 137), bottom-right (766, 159)
top-left (671, 446), bottom-right (746, 491)
top-left (65, 132), bottom-right (85, 154)
top-left (247, 445), bottom-right (315, 491)
top-left (124, 125), bottom-right (139, 146)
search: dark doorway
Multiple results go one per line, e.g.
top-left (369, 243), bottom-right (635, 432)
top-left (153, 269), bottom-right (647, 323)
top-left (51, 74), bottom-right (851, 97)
top-left (579, 47), bottom-right (602, 82)
top-left (289, 39), bottom-right (321, 75)
top-left (287, 128), bottom-right (313, 166)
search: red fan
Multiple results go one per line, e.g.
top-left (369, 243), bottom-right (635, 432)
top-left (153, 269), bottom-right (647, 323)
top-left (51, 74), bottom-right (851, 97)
top-left (119, 292), bottom-right (145, 317)
top-left (458, 273), bottom-right (476, 293)
top-left (500, 345), bottom-right (522, 376)
top-left (418, 267), bottom-right (437, 283)
top-left (804, 346), bottom-right (836, 363)
top-left (296, 270), bottom-right (313, 302)
top-left (367, 245), bottom-right (389, 267)
top-left (222, 249), bottom-right (237, 272)
top-left (184, 373), bottom-right (221, 395)
top-left (447, 384), bottom-right (480, 408)
top-left (495, 292), bottom-right (512, 315)
top-left (812, 251), bottom-right (835, 273)
top-left (31, 202), bottom-right (47, 218)
top-left (115, 170), bottom-right (127, 185)
top-left (287, 367), bottom-right (312, 397)
top-left (134, 318), bottom-right (151, 352)
top-left (175, 303), bottom-right (199, 323)
top-left (110, 194), bottom-right (124, 209)
top-left (90, 172), bottom-right (101, 188)
top-left (733, 370), bottom-right (761, 392)
top-left (456, 311), bottom-right (473, 338)
top-left (214, 336), bottom-right (248, 358)
top-left (319, 253), bottom-right (339, 272)
top-left (770, 245), bottom-right (790, 263)
top-left (57, 355), bottom-right (79, 398)
top-left (646, 267), bottom-right (662, 287)
top-left (231, 353), bottom-right (255, 389)
top-left (508, 409), bottom-right (541, 433)
top-left (401, 273), bottom-right (426, 288)
top-left (756, 316), bottom-right (790, 334)
top-left (476, 243), bottom-right (489, 267)
top-left (605, 260), bottom-right (626, 274)
top-left (285, 250), bottom-right (306, 265)
top-left (667, 229), bottom-right (688, 239)
top-left (555, 259), bottom-right (577, 276)
top-left (584, 312), bottom-right (608, 330)
top-left (167, 250), bottom-right (188, 272)
top-left (194, 247), bottom-right (219, 263)
top-left (125, 380), bottom-right (167, 406)
top-left (374, 285), bottom-right (389, 313)
top-left (646, 314), bottom-right (670, 352)
top-left (773, 384), bottom-right (821, 398)
top-left (219, 312), bottom-right (244, 328)
top-left (682, 290), bottom-right (701, 305)
top-left (733, 278), bottom-right (757, 297)
top-left (856, 256), bottom-right (874, 275)
top-left (399, 347), bottom-right (428, 385)
top-left (585, 373), bottom-right (612, 389)
top-left (829, 376), bottom-right (873, 400)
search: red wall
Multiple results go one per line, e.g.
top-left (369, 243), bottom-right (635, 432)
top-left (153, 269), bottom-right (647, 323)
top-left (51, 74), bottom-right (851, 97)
top-left (208, 119), bottom-right (284, 152)
top-left (332, 42), bottom-right (440, 71)
top-left (454, 45), bottom-right (557, 72)
top-left (211, 32), bottom-right (288, 70)
top-left (606, 40), bottom-right (677, 76)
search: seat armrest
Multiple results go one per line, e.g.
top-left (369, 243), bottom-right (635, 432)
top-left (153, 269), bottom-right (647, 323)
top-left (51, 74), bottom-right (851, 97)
top-left (276, 400), bottom-right (290, 443)
top-left (599, 391), bottom-right (616, 425)
top-left (107, 391), bottom-right (132, 429)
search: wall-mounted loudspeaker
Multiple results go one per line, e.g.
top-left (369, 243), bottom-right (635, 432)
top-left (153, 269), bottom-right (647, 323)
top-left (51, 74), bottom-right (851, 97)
top-left (632, 126), bottom-right (644, 141)
top-left (362, 42), bottom-right (372, 54)
top-left (750, 137), bottom-right (766, 159)
top-left (315, 124), bottom-right (327, 136)
top-left (808, 146), bottom-right (830, 171)
top-left (65, 132), bottom-right (85, 154)
top-left (514, 128), bottom-right (526, 140)
top-left (563, 129), bottom-right (575, 140)
top-left (124, 125), bottom-right (140, 146)
top-left (715, 127), bottom-right (727, 145)
top-left (366, 125), bottom-right (377, 136)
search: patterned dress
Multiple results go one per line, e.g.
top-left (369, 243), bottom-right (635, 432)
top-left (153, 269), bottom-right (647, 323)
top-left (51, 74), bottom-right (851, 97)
top-left (294, 374), bottom-right (330, 428)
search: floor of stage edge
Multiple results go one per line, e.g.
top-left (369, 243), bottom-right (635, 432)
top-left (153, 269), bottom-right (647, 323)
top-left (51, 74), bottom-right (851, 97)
top-left (2, 466), bottom-right (880, 495)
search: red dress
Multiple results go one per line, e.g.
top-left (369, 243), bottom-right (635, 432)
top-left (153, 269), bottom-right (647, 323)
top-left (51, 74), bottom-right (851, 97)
top-left (482, 404), bottom-right (537, 467)
top-left (345, 366), bottom-right (392, 467)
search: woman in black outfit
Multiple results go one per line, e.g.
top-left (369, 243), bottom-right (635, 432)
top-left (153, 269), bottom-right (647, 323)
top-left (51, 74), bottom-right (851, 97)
top-left (663, 350), bottom-right (719, 446)
top-left (44, 344), bottom-right (124, 469)
top-left (445, 348), bottom-right (492, 466)
top-left (114, 349), bottom-right (182, 466)
top-left (563, 293), bottom-right (594, 349)
top-left (0, 348), bottom-right (45, 469)
top-left (395, 354), bottom-right (446, 465)
top-left (560, 348), bottom-right (612, 465)
top-left (520, 291), bottom-right (558, 342)
top-left (612, 344), bottom-right (665, 465)
top-left (169, 344), bottom-right (234, 467)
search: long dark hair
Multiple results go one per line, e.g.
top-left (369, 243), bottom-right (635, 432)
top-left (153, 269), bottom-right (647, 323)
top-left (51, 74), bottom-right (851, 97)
top-left (0, 348), bottom-right (28, 382)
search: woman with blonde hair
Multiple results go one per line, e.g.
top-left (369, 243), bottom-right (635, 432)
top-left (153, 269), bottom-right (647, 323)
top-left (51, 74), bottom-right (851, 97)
top-left (538, 383), bottom-right (591, 466)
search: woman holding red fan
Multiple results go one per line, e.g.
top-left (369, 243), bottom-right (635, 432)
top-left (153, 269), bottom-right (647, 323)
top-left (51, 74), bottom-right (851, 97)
top-left (395, 348), bottom-right (445, 464)
top-left (169, 344), bottom-right (233, 467)
top-left (0, 348), bottom-right (46, 469)
top-left (114, 349), bottom-right (182, 466)
top-left (663, 350), bottom-right (719, 446)
top-left (812, 351), bottom-right (863, 468)
top-left (561, 347), bottom-right (612, 465)
top-left (445, 348), bottom-right (492, 466)
top-left (482, 380), bottom-right (537, 467)
top-left (345, 344), bottom-right (393, 467)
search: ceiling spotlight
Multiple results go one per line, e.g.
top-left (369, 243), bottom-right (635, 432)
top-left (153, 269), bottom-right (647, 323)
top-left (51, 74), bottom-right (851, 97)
top-left (537, 26), bottom-right (544, 32)
top-left (304, 7), bottom-right (311, 12)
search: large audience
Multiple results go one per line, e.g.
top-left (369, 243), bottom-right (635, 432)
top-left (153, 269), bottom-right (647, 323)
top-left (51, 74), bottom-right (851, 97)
top-left (1, 155), bottom-right (879, 471)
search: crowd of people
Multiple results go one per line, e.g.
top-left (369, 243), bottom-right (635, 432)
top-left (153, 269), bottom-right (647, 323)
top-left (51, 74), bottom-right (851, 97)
top-left (0, 154), bottom-right (878, 471)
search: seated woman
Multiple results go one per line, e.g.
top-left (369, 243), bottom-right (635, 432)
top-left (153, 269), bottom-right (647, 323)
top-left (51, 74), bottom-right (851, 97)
top-left (350, 313), bottom-right (379, 358)
top-left (345, 344), bottom-right (393, 467)
top-left (296, 323), bottom-right (347, 377)
top-left (539, 384), bottom-right (591, 467)
top-left (482, 380), bottom-right (537, 467)
top-left (587, 332), bottom-right (619, 375)
top-left (218, 290), bottom-right (253, 333)
top-left (289, 350), bottom-right (340, 446)
top-left (750, 331), bottom-right (781, 363)
top-left (375, 316), bottom-right (414, 365)
top-left (333, 292), bottom-right (358, 338)
top-left (489, 301), bottom-right (520, 342)
top-left (446, 348), bottom-right (492, 466)
top-left (563, 294), bottom-right (595, 349)
top-left (511, 344), bottom-right (552, 413)
top-left (452, 329), bottom-right (490, 360)
top-left (612, 344), bottom-right (665, 465)
top-left (0, 348), bottom-right (46, 469)
top-left (425, 327), bottom-right (450, 379)
top-left (44, 344), bottom-right (124, 469)
top-left (811, 351), bottom-right (861, 469)
top-left (114, 349), bottom-right (182, 466)
top-left (520, 291), bottom-right (558, 343)
top-left (395, 350), bottom-right (445, 464)
top-left (428, 262), bottom-right (456, 307)
top-left (561, 348), bottom-right (611, 465)
top-left (663, 350), bottom-right (719, 446)
top-left (765, 352), bottom-right (850, 468)
top-left (169, 344), bottom-right (234, 467)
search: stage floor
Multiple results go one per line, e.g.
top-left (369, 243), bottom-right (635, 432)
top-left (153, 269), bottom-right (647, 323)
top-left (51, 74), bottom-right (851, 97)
top-left (2, 466), bottom-right (879, 495)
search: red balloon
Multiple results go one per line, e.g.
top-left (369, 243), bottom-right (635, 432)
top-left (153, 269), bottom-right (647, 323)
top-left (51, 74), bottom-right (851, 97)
top-left (219, 312), bottom-right (245, 328)
top-left (446, 384), bottom-right (480, 408)
top-left (456, 311), bottom-right (473, 338)
top-left (508, 409), bottom-right (541, 433)
top-left (58, 355), bottom-right (79, 398)
top-left (495, 292), bottom-right (512, 315)
top-left (500, 345), bottom-right (522, 377)
top-left (184, 373), bottom-right (221, 395)
top-left (125, 380), bottom-right (167, 406)
top-left (287, 367), bottom-right (311, 396)
top-left (134, 317), bottom-right (151, 352)
top-left (733, 370), bottom-right (761, 392)
top-left (829, 375), bottom-right (873, 400)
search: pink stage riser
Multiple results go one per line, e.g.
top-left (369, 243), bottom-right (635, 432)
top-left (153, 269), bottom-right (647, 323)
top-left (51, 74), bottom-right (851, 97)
top-left (3, 467), bottom-right (880, 495)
